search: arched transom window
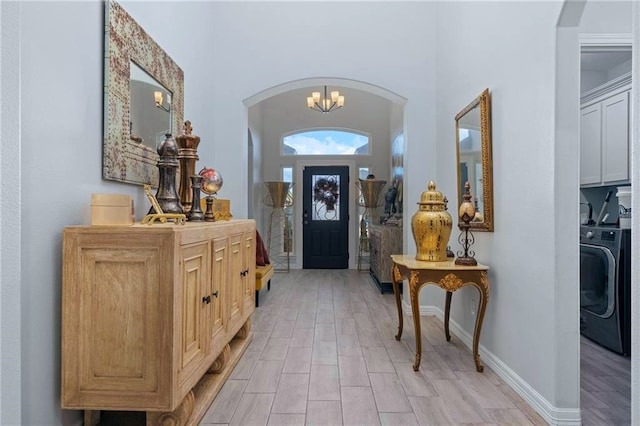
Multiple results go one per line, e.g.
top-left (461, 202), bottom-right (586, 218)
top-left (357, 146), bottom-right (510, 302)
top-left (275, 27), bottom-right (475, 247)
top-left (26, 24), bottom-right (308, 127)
top-left (282, 129), bottom-right (370, 155)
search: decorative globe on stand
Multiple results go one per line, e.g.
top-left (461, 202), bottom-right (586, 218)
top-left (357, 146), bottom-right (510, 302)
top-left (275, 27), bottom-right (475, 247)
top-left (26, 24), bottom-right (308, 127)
top-left (200, 167), bottom-right (224, 195)
top-left (199, 167), bottom-right (223, 221)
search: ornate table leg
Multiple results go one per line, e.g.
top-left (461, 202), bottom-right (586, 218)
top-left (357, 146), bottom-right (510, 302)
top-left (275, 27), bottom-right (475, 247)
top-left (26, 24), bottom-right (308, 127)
top-left (392, 264), bottom-right (404, 341)
top-left (444, 291), bottom-right (453, 342)
top-left (472, 271), bottom-right (490, 373)
top-left (409, 271), bottom-right (423, 371)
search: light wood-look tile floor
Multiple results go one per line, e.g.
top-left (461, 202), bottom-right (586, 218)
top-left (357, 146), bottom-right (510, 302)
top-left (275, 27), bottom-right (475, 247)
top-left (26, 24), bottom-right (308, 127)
top-left (201, 269), bottom-right (547, 426)
top-left (580, 335), bottom-right (631, 425)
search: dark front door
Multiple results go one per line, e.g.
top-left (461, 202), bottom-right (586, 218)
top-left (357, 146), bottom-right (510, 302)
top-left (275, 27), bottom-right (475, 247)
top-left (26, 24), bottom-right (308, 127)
top-left (303, 166), bottom-right (349, 269)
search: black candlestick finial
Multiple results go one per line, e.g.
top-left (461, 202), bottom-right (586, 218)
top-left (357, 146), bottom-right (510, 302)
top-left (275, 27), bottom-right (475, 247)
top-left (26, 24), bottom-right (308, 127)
top-left (150, 133), bottom-right (183, 215)
top-left (187, 175), bottom-right (205, 221)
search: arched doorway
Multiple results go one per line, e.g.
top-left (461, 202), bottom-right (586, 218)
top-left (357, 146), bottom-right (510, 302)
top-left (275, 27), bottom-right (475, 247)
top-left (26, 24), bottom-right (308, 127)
top-left (244, 78), bottom-right (407, 270)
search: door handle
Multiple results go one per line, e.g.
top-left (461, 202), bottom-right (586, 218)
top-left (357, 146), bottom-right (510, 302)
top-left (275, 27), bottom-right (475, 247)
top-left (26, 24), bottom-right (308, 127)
top-left (202, 295), bottom-right (211, 304)
top-left (212, 291), bottom-right (219, 298)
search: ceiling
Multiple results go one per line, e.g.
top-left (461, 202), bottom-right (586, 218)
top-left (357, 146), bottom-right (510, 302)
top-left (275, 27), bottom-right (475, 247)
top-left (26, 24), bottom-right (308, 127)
top-left (254, 85), bottom-right (396, 131)
top-left (581, 50), bottom-right (632, 72)
top-left (260, 85), bottom-right (392, 112)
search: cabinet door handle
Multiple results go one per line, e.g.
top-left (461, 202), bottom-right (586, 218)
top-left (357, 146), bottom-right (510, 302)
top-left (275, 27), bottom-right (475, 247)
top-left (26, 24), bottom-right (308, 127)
top-left (212, 291), bottom-right (219, 298)
top-left (202, 295), bottom-right (211, 304)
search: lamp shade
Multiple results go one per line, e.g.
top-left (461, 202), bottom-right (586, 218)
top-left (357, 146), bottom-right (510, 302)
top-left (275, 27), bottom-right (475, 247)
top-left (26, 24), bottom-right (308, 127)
top-left (265, 181), bottom-right (291, 208)
top-left (356, 179), bottom-right (386, 208)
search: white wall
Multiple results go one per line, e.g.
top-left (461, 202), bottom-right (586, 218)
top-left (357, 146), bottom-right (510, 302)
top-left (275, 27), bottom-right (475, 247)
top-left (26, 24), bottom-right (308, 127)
top-left (15, 1), bottom-right (225, 424)
top-left (8, 0), bottom-right (625, 423)
top-left (580, 0), bottom-right (631, 34)
top-left (1, 2), bottom-right (22, 424)
top-left (20, 3), bottom-right (121, 424)
top-left (259, 89), bottom-right (391, 185)
top-left (609, 57), bottom-right (632, 79)
top-left (434, 0), bottom-right (574, 419)
top-left (206, 1), bottom-right (439, 225)
top-left (8, 2), bottom-right (437, 423)
top-left (390, 102), bottom-right (404, 145)
top-left (248, 105), bottom-right (264, 232)
top-left (581, 69), bottom-right (607, 93)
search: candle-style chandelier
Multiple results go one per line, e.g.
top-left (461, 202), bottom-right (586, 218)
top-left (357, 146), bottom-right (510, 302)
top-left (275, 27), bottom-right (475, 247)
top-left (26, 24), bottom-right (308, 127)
top-left (306, 86), bottom-right (345, 113)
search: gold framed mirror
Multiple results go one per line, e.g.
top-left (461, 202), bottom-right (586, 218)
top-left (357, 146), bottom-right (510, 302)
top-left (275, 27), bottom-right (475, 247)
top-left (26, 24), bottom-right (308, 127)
top-left (103, 0), bottom-right (184, 186)
top-left (455, 88), bottom-right (493, 231)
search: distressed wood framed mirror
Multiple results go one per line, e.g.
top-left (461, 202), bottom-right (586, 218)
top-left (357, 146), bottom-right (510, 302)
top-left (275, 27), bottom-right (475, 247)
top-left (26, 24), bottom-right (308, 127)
top-left (455, 88), bottom-right (494, 231)
top-left (103, 0), bottom-right (184, 185)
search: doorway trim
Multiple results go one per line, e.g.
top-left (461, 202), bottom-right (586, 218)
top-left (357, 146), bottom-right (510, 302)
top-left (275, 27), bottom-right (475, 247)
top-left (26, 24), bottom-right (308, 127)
top-left (580, 33), bottom-right (633, 50)
top-left (577, 34), bottom-right (636, 425)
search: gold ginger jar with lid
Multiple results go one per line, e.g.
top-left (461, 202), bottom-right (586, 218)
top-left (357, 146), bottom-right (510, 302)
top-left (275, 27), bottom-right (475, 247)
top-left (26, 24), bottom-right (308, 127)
top-left (411, 180), bottom-right (453, 261)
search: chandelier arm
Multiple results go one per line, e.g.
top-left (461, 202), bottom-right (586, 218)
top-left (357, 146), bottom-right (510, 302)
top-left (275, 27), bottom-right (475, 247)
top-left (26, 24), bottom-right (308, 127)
top-left (307, 86), bottom-right (343, 113)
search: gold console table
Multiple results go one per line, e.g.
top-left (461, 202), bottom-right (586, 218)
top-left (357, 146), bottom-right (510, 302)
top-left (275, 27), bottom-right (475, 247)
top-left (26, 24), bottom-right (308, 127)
top-left (390, 255), bottom-right (490, 372)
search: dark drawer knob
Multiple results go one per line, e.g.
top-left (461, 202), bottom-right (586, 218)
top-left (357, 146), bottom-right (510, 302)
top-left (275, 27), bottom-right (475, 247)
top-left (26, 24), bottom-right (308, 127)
top-left (202, 295), bottom-right (211, 304)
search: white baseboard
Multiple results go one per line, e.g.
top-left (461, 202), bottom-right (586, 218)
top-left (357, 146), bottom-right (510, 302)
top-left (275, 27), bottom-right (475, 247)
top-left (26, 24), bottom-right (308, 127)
top-left (401, 300), bottom-right (581, 426)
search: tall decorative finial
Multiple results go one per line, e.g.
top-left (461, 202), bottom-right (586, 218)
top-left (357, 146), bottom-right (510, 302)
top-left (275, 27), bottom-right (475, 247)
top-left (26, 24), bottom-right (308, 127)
top-left (458, 181), bottom-right (476, 222)
top-left (455, 181), bottom-right (477, 266)
top-left (176, 120), bottom-right (201, 214)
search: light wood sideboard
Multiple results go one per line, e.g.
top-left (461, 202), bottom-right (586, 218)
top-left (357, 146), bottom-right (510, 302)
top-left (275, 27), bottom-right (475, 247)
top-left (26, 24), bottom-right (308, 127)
top-left (61, 220), bottom-right (256, 425)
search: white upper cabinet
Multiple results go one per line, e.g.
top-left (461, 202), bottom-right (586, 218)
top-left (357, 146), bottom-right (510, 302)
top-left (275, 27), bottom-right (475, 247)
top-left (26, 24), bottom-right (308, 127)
top-left (580, 103), bottom-right (602, 186)
top-left (601, 91), bottom-right (629, 183)
top-left (580, 74), bottom-right (630, 188)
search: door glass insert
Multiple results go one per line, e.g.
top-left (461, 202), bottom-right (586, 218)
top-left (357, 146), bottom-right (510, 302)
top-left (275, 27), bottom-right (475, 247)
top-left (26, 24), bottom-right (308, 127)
top-left (312, 174), bottom-right (340, 221)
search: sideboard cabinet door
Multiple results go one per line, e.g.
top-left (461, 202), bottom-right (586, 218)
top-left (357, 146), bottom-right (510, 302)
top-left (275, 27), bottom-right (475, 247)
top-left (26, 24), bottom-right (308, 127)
top-left (62, 232), bottom-right (174, 410)
top-left (209, 236), bottom-right (228, 353)
top-left (177, 241), bottom-right (210, 389)
top-left (242, 230), bottom-right (256, 313)
top-left (228, 233), bottom-right (244, 334)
